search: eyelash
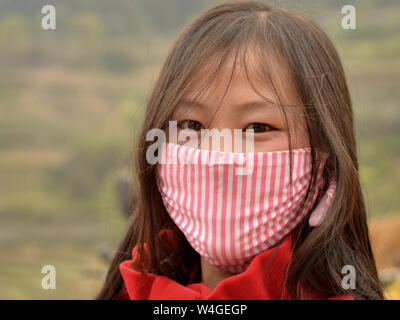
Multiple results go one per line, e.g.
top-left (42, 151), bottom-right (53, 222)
top-left (177, 120), bottom-right (276, 133)
top-left (243, 123), bottom-right (276, 133)
top-left (177, 120), bottom-right (205, 131)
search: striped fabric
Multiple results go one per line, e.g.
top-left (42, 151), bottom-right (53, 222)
top-left (156, 142), bottom-right (329, 274)
top-left (309, 178), bottom-right (337, 226)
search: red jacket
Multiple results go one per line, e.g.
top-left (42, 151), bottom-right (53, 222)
top-left (119, 229), bottom-right (354, 300)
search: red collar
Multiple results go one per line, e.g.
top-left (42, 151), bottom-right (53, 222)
top-left (119, 230), bottom-right (353, 300)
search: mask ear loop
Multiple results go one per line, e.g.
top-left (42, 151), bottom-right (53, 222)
top-left (308, 178), bottom-right (337, 226)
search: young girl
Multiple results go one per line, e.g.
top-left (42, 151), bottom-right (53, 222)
top-left (97, 1), bottom-right (384, 300)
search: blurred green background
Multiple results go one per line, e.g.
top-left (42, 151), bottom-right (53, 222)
top-left (0, 0), bottom-right (399, 299)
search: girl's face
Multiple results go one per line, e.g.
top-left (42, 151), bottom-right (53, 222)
top-left (171, 51), bottom-right (310, 152)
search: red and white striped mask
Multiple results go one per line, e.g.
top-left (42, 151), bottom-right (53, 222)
top-left (156, 142), bottom-right (330, 274)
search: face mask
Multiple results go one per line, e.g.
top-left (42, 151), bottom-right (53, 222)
top-left (156, 142), bottom-right (331, 274)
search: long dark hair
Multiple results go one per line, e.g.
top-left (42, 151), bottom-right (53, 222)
top-left (97, 1), bottom-right (384, 299)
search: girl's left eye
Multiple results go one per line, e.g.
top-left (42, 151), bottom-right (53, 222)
top-left (243, 123), bottom-right (275, 133)
top-left (178, 120), bottom-right (205, 131)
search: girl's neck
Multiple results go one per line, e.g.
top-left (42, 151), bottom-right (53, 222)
top-left (200, 257), bottom-right (235, 290)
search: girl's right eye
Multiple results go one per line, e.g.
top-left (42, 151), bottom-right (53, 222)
top-left (177, 120), bottom-right (205, 131)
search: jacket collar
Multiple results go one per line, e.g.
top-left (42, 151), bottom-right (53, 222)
top-left (119, 229), bottom-right (353, 300)
top-left (120, 229), bottom-right (296, 300)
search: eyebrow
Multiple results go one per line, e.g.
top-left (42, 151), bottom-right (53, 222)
top-left (179, 98), bottom-right (278, 111)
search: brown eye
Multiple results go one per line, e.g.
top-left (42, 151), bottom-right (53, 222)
top-left (178, 120), bottom-right (205, 131)
top-left (244, 123), bottom-right (274, 133)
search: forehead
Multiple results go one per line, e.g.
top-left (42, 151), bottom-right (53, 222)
top-left (182, 46), bottom-right (299, 108)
